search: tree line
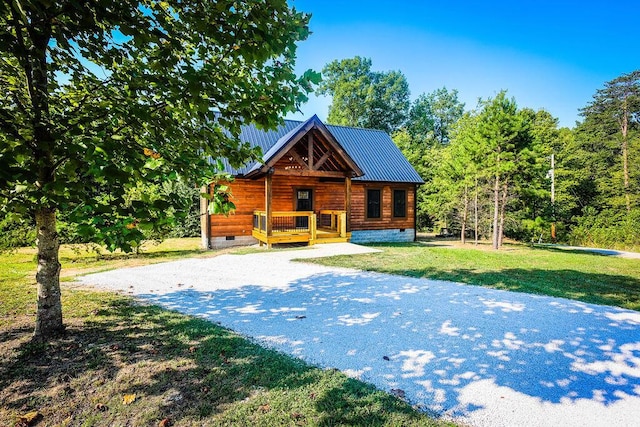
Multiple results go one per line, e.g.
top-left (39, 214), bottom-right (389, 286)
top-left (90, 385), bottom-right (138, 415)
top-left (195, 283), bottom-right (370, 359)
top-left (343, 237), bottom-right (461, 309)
top-left (320, 57), bottom-right (640, 250)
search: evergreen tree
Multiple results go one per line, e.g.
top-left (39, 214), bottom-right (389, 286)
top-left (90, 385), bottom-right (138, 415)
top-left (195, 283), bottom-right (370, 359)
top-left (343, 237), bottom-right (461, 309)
top-left (581, 70), bottom-right (640, 212)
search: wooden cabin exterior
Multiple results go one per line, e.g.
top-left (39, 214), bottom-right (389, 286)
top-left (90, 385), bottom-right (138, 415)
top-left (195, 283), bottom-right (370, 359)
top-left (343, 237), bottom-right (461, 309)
top-left (201, 115), bottom-right (423, 249)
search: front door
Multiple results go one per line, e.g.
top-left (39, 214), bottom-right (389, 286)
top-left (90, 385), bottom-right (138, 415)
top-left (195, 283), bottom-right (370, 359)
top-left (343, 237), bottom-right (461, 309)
top-left (295, 189), bottom-right (312, 228)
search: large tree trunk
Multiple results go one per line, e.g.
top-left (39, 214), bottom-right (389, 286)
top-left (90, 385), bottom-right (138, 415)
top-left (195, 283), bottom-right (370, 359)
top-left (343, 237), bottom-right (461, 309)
top-left (33, 208), bottom-right (64, 341)
top-left (25, 8), bottom-right (64, 341)
top-left (492, 174), bottom-right (500, 250)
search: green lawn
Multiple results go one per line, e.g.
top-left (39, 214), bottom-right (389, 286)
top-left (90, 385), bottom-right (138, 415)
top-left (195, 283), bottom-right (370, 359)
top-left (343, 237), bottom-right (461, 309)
top-left (307, 241), bottom-right (640, 311)
top-left (0, 239), bottom-right (449, 427)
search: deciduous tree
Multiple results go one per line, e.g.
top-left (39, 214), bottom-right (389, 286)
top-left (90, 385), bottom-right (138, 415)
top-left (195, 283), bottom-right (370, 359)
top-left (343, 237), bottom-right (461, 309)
top-left (0, 0), bottom-right (318, 341)
top-left (319, 56), bottom-right (409, 133)
top-left (407, 87), bottom-right (465, 145)
top-left (395, 88), bottom-right (465, 229)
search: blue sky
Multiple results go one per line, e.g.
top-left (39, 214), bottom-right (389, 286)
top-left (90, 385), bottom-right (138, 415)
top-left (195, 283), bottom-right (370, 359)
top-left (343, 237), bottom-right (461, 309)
top-left (286, 1), bottom-right (640, 128)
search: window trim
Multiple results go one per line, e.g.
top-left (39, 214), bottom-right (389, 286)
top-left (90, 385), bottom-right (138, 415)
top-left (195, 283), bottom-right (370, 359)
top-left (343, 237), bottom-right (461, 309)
top-left (366, 188), bottom-right (382, 220)
top-left (392, 188), bottom-right (407, 219)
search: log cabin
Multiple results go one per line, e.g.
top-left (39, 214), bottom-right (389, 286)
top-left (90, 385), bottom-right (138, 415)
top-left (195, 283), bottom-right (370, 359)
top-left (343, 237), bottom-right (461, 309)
top-left (200, 115), bottom-right (424, 249)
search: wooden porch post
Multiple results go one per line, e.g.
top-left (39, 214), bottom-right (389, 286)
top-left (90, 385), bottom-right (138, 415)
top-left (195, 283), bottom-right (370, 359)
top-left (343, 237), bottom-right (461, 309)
top-left (310, 213), bottom-right (317, 245)
top-left (199, 185), bottom-right (211, 249)
top-left (345, 175), bottom-right (352, 232)
top-left (265, 169), bottom-right (274, 249)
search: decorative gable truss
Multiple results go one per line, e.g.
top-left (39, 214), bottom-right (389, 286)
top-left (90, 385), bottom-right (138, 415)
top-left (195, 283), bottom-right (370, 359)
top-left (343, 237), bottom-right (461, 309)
top-left (275, 133), bottom-right (354, 177)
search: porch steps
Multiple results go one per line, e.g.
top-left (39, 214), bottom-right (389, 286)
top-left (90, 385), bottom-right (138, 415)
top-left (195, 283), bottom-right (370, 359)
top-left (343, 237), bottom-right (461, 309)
top-left (315, 230), bottom-right (351, 244)
top-left (315, 236), bottom-right (350, 244)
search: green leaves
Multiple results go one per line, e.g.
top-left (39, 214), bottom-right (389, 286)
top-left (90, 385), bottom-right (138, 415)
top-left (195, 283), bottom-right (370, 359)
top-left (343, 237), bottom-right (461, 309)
top-left (319, 56), bottom-right (410, 133)
top-left (2, 0), bottom-right (320, 338)
top-left (0, 0), bottom-right (318, 253)
top-left (303, 69), bottom-right (322, 85)
top-left (558, 70), bottom-right (640, 248)
top-left (207, 178), bottom-right (236, 217)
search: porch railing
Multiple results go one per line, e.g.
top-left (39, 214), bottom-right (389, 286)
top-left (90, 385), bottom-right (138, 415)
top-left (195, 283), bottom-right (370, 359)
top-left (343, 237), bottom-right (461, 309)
top-left (319, 210), bottom-right (347, 237)
top-left (252, 210), bottom-right (347, 246)
top-left (253, 211), bottom-right (317, 243)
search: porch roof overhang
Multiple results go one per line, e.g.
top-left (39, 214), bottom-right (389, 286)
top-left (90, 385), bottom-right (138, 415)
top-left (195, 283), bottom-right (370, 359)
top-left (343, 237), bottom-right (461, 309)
top-left (244, 115), bottom-right (364, 179)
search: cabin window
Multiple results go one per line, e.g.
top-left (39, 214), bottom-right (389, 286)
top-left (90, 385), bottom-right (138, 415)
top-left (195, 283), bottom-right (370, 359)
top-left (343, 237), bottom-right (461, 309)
top-left (393, 189), bottom-right (407, 218)
top-left (297, 190), bottom-right (310, 201)
top-left (366, 189), bottom-right (381, 219)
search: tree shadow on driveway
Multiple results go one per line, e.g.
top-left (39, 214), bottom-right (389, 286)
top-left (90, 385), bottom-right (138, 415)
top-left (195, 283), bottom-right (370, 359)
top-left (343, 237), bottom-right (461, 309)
top-left (0, 295), bottom-right (437, 426)
top-left (140, 269), bottom-right (640, 425)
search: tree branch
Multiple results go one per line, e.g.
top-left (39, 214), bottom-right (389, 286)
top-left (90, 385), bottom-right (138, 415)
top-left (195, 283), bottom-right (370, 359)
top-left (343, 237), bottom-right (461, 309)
top-left (9, 4), bottom-right (34, 103)
top-left (64, 77), bottom-right (115, 119)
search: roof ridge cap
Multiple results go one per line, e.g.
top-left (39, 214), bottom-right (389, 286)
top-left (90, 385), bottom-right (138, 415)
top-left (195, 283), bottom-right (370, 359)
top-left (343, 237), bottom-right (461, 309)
top-left (325, 122), bottom-right (388, 133)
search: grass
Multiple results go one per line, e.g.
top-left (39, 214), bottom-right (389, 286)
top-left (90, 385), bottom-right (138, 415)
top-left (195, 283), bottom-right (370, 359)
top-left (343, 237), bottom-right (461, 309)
top-left (306, 240), bottom-right (640, 311)
top-left (0, 239), bottom-right (450, 427)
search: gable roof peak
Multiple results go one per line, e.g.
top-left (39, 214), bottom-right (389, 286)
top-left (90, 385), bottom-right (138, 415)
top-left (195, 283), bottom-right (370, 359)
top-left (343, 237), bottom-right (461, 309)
top-left (245, 115), bottom-right (363, 178)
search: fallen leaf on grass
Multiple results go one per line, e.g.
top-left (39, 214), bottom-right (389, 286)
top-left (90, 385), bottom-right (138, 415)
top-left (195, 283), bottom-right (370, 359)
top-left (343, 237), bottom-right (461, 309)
top-left (158, 417), bottom-right (172, 427)
top-left (16, 411), bottom-right (42, 426)
top-left (123, 394), bottom-right (137, 405)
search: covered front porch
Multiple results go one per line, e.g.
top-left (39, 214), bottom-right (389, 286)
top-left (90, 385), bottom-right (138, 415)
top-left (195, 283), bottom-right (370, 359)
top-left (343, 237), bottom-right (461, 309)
top-left (252, 210), bottom-right (350, 246)
top-left (244, 115), bottom-right (362, 249)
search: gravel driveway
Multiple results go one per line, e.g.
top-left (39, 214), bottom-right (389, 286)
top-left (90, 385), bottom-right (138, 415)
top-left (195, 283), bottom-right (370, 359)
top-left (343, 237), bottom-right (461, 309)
top-left (79, 243), bottom-right (640, 427)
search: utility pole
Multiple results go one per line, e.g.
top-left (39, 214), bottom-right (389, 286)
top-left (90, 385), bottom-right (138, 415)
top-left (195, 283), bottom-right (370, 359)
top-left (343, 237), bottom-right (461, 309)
top-left (551, 153), bottom-right (556, 242)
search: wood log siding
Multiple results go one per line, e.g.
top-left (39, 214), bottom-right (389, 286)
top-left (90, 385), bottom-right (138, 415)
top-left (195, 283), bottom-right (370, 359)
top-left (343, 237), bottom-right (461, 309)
top-left (350, 183), bottom-right (415, 230)
top-left (209, 179), bottom-right (264, 238)
top-left (209, 178), bottom-right (416, 237)
top-left (210, 176), bottom-right (345, 238)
